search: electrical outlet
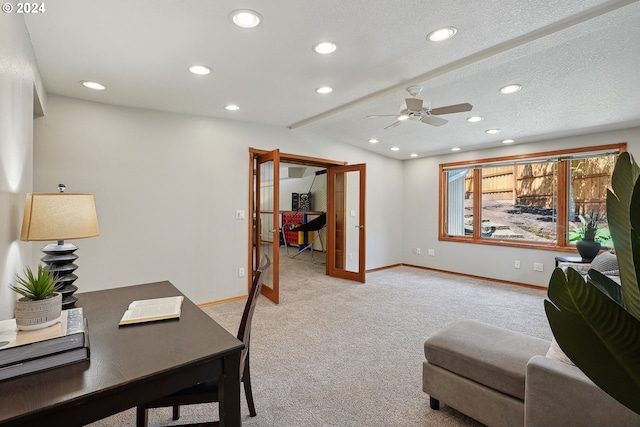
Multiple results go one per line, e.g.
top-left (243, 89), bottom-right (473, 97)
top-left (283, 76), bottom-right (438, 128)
top-left (514, 260), bottom-right (520, 269)
top-left (533, 262), bottom-right (544, 272)
top-left (416, 248), bottom-right (421, 255)
top-left (238, 267), bottom-right (245, 277)
top-left (428, 249), bottom-right (435, 256)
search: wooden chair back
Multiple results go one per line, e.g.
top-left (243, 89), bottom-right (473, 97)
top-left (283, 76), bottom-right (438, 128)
top-left (237, 254), bottom-right (270, 377)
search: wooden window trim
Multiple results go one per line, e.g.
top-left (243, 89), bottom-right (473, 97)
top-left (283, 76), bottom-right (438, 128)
top-left (438, 142), bottom-right (627, 252)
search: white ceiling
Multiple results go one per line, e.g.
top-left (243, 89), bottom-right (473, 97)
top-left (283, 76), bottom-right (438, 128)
top-left (24, 0), bottom-right (640, 160)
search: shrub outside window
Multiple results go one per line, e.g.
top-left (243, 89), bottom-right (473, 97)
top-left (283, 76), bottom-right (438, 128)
top-left (439, 143), bottom-right (625, 251)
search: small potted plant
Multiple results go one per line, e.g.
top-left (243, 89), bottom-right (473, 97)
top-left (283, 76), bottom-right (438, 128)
top-left (575, 212), bottom-right (601, 261)
top-left (9, 265), bottom-right (63, 330)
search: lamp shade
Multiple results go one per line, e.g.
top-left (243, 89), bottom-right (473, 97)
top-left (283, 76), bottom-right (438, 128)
top-left (20, 193), bottom-right (100, 241)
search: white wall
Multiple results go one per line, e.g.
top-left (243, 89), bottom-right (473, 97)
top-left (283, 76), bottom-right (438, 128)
top-left (0, 14), bottom-right (46, 319)
top-left (402, 128), bottom-right (640, 287)
top-left (32, 95), bottom-right (404, 304)
top-left (278, 168), bottom-right (323, 212)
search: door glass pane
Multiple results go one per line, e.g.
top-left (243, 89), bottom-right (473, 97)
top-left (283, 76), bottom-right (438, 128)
top-left (332, 169), bottom-right (361, 273)
top-left (345, 170), bottom-right (360, 273)
top-left (333, 172), bottom-right (345, 270)
top-left (259, 160), bottom-right (274, 287)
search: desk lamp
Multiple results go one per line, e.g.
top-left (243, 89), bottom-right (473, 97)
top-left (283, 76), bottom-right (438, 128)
top-left (20, 184), bottom-right (99, 308)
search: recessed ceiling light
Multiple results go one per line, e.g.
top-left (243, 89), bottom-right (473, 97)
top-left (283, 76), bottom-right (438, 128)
top-left (499, 84), bottom-right (522, 94)
top-left (80, 81), bottom-right (105, 90)
top-left (230, 9), bottom-right (262, 28)
top-left (467, 116), bottom-right (484, 122)
top-left (391, 147), bottom-right (400, 151)
top-left (316, 86), bottom-right (333, 94)
top-left (427, 27), bottom-right (457, 42)
top-left (502, 139), bottom-right (515, 144)
top-left (451, 147), bottom-right (461, 151)
top-left (225, 104), bottom-right (240, 111)
top-left (485, 129), bottom-right (502, 134)
top-left (368, 139), bottom-right (379, 144)
top-left (189, 65), bottom-right (212, 75)
top-left (398, 114), bottom-right (409, 121)
top-left (313, 41), bottom-right (337, 54)
top-left (410, 153), bottom-right (418, 158)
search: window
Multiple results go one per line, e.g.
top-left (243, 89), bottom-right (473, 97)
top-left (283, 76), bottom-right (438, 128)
top-left (439, 143), bottom-right (625, 250)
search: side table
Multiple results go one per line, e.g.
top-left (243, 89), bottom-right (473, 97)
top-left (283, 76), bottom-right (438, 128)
top-left (555, 256), bottom-right (591, 275)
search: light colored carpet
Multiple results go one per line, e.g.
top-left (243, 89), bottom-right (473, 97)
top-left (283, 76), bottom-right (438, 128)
top-left (88, 249), bottom-right (552, 426)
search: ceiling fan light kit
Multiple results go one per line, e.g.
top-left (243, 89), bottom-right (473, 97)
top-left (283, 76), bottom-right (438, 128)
top-left (367, 85), bottom-right (472, 129)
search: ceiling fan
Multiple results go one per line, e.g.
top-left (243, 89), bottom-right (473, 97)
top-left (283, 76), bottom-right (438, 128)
top-left (366, 85), bottom-right (472, 129)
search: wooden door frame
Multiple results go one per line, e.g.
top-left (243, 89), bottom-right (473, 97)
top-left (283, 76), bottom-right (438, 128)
top-left (248, 148), bottom-right (346, 299)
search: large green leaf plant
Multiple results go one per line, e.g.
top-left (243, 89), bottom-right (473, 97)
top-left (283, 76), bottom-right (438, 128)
top-left (545, 151), bottom-right (640, 415)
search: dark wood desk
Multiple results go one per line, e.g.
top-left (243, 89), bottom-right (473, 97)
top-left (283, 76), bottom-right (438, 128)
top-left (0, 281), bottom-right (244, 426)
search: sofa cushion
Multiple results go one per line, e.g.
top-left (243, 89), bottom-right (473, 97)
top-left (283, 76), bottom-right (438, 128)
top-left (424, 320), bottom-right (550, 400)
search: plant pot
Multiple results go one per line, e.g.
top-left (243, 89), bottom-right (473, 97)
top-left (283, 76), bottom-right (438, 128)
top-left (576, 238), bottom-right (601, 262)
top-left (14, 293), bottom-right (62, 331)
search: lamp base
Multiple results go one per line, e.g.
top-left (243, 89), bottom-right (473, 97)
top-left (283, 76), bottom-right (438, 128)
top-left (41, 243), bottom-right (80, 309)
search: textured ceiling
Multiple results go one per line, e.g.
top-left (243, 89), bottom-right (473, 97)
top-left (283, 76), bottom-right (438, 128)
top-left (24, 0), bottom-right (640, 159)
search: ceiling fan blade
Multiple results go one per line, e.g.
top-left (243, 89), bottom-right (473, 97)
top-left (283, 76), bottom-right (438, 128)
top-left (431, 103), bottom-right (473, 115)
top-left (365, 114), bottom-right (398, 118)
top-left (405, 98), bottom-right (423, 111)
top-left (421, 116), bottom-right (448, 127)
top-left (384, 121), bottom-right (404, 130)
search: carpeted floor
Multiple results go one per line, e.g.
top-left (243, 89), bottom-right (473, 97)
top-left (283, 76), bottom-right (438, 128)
top-left (88, 249), bottom-right (552, 426)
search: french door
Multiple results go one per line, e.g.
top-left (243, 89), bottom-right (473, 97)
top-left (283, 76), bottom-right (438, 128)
top-left (250, 150), bottom-right (366, 303)
top-left (255, 149), bottom-right (280, 304)
top-left (327, 163), bottom-right (366, 283)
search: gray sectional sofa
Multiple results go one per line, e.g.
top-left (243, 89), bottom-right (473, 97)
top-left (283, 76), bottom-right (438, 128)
top-left (423, 319), bottom-right (640, 427)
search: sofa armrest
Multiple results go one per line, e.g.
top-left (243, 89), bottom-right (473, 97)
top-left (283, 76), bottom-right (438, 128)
top-left (525, 355), bottom-right (640, 427)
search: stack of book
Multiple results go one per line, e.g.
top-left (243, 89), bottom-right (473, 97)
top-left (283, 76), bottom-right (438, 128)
top-left (0, 307), bottom-right (90, 381)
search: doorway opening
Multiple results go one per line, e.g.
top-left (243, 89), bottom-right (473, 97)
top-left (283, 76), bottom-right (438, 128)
top-left (248, 148), bottom-right (366, 304)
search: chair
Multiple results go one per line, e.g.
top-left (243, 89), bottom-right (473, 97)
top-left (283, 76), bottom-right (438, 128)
top-left (283, 212), bottom-right (326, 264)
top-left (136, 255), bottom-right (271, 426)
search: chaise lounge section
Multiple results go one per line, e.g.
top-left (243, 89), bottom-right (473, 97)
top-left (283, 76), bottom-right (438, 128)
top-left (423, 319), bottom-right (640, 427)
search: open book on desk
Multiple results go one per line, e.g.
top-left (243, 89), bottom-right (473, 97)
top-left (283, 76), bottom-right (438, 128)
top-left (119, 296), bottom-right (184, 326)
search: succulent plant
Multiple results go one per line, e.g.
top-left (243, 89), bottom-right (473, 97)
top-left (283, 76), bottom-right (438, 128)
top-left (9, 265), bottom-right (61, 300)
top-left (577, 212), bottom-right (599, 240)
